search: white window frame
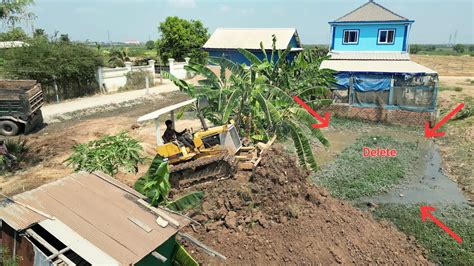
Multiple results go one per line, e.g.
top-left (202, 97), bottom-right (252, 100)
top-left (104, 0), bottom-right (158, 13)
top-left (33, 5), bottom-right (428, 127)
top-left (378, 29), bottom-right (395, 44)
top-left (343, 30), bottom-right (359, 44)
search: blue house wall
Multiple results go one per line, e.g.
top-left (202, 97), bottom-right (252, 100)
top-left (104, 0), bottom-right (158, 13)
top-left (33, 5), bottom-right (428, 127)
top-left (331, 23), bottom-right (410, 52)
top-left (207, 49), bottom-right (298, 65)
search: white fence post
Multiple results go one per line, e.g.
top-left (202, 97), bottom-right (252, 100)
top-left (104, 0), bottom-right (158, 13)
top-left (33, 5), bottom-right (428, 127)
top-left (148, 59), bottom-right (156, 85)
top-left (125, 61), bottom-right (133, 73)
top-left (168, 58), bottom-right (175, 77)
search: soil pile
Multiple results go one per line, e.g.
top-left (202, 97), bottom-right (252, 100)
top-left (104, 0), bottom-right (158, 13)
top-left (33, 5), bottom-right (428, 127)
top-left (181, 145), bottom-right (430, 264)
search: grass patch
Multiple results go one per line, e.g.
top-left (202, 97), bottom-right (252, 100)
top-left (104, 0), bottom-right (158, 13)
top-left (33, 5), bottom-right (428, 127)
top-left (314, 135), bottom-right (421, 200)
top-left (373, 204), bottom-right (473, 265)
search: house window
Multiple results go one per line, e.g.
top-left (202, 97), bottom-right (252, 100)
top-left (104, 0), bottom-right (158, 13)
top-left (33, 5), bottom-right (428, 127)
top-left (343, 30), bottom-right (359, 44)
top-left (378, 29), bottom-right (395, 44)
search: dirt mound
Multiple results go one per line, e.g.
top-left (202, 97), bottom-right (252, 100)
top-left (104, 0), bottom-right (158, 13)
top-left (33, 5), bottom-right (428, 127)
top-left (181, 145), bottom-right (430, 264)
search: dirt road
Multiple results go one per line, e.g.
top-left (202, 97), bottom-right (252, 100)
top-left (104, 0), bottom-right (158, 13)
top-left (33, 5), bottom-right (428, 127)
top-left (41, 80), bottom-right (179, 123)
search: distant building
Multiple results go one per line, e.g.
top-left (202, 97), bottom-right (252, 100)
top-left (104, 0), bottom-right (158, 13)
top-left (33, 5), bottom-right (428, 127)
top-left (203, 28), bottom-right (303, 65)
top-left (0, 172), bottom-right (190, 265)
top-left (125, 39), bottom-right (141, 45)
top-left (0, 41), bottom-right (26, 49)
top-left (320, 0), bottom-right (439, 125)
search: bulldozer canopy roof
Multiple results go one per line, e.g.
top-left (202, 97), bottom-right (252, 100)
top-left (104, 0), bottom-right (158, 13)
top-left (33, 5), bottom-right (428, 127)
top-left (137, 98), bottom-right (196, 123)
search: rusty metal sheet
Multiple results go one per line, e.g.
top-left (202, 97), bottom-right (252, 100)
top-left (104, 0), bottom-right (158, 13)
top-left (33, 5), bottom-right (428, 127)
top-left (0, 172), bottom-right (189, 265)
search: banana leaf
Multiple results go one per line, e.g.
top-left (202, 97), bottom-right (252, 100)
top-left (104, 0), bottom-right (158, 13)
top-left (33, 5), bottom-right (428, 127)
top-left (165, 191), bottom-right (204, 212)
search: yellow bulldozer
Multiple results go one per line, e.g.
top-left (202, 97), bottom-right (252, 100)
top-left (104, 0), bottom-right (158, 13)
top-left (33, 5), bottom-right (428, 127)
top-left (138, 98), bottom-right (268, 188)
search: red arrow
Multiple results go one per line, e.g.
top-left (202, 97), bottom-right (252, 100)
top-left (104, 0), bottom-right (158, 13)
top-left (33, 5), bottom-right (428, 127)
top-left (425, 103), bottom-right (464, 138)
top-left (420, 206), bottom-right (462, 244)
top-left (293, 96), bottom-right (330, 128)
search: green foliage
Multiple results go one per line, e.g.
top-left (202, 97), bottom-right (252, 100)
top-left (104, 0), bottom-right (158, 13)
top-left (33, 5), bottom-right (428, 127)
top-left (410, 44), bottom-right (421, 54)
top-left (0, 27), bottom-right (28, 41)
top-left (0, 0), bottom-right (35, 27)
top-left (165, 191), bottom-right (204, 212)
top-left (134, 155), bottom-right (171, 205)
top-left (119, 70), bottom-right (154, 92)
top-left (107, 47), bottom-right (130, 67)
top-left (173, 241), bottom-right (199, 266)
top-left (166, 39), bottom-right (333, 171)
top-left (156, 16), bottom-right (209, 64)
top-left (1, 247), bottom-right (22, 266)
top-left (4, 137), bottom-right (27, 160)
top-left (373, 204), bottom-right (473, 265)
top-left (453, 44), bottom-right (465, 53)
top-left (470, 46), bottom-right (474, 52)
top-left (454, 104), bottom-right (473, 120)
top-left (66, 132), bottom-right (145, 176)
top-left (134, 155), bottom-right (203, 211)
top-left (315, 136), bottom-right (420, 199)
top-left (145, 40), bottom-right (155, 50)
top-left (4, 36), bottom-right (104, 102)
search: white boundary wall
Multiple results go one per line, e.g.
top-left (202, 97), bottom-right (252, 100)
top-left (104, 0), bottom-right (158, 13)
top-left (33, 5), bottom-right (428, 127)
top-left (169, 57), bottom-right (193, 80)
top-left (96, 60), bottom-right (155, 92)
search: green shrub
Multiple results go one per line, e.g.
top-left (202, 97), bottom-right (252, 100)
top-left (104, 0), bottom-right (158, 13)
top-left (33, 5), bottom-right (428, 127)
top-left (4, 137), bottom-right (28, 161)
top-left (454, 87), bottom-right (463, 92)
top-left (119, 70), bottom-right (154, 91)
top-left (453, 44), bottom-right (465, 53)
top-left (66, 132), bottom-right (145, 176)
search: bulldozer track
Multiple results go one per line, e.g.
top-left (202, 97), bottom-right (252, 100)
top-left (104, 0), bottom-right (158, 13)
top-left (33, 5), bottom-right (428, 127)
top-left (169, 150), bottom-right (236, 188)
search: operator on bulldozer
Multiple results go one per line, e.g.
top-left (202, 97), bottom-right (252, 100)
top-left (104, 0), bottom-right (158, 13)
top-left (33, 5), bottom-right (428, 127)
top-left (162, 119), bottom-right (194, 149)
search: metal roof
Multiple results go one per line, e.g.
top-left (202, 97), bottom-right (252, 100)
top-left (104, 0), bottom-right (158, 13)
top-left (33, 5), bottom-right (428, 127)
top-left (203, 28), bottom-right (301, 50)
top-left (0, 171), bottom-right (189, 265)
top-left (333, 1), bottom-right (410, 23)
top-left (320, 60), bottom-right (437, 74)
top-left (328, 51), bottom-right (411, 61)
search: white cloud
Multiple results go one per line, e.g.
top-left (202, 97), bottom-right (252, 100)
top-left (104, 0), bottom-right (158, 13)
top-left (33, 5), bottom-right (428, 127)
top-left (167, 0), bottom-right (197, 9)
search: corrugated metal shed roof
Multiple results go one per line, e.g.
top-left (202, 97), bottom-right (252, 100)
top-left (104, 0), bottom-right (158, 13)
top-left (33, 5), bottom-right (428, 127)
top-left (320, 60), bottom-right (437, 74)
top-left (0, 171), bottom-right (189, 265)
top-left (203, 28), bottom-right (301, 50)
top-left (328, 51), bottom-right (411, 61)
top-left (333, 1), bottom-right (410, 22)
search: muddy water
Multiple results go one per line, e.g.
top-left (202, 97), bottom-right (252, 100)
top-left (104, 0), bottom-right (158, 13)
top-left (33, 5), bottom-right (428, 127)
top-left (358, 145), bottom-right (469, 205)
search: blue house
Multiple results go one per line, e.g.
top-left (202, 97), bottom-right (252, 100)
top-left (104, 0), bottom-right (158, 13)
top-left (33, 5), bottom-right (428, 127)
top-left (329, 0), bottom-right (414, 52)
top-left (321, 0), bottom-right (438, 123)
top-left (203, 28), bottom-right (303, 65)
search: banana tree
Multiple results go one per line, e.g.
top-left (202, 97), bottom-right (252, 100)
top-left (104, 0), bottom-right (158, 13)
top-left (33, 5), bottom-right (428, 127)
top-left (134, 155), bottom-right (203, 211)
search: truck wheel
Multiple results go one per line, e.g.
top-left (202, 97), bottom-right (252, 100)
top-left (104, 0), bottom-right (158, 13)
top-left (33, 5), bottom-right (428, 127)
top-left (0, 120), bottom-right (20, 136)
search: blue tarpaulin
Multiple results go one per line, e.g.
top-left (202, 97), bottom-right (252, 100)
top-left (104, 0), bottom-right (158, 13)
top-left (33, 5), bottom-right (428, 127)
top-left (333, 73), bottom-right (350, 90)
top-left (353, 74), bottom-right (391, 92)
top-left (333, 73), bottom-right (392, 92)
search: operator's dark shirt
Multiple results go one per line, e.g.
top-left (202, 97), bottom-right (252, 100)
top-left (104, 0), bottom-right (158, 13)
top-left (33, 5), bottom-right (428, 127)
top-left (162, 128), bottom-right (185, 143)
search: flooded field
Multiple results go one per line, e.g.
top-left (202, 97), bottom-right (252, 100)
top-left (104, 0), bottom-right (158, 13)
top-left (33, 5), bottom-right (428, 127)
top-left (359, 145), bottom-right (469, 205)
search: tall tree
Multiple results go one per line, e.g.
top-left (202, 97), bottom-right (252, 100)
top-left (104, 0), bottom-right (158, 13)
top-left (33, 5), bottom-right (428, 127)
top-left (0, 0), bottom-right (36, 27)
top-left (156, 16), bottom-right (209, 64)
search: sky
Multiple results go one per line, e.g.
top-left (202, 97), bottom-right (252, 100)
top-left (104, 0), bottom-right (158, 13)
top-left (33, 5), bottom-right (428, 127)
top-left (16, 0), bottom-right (474, 44)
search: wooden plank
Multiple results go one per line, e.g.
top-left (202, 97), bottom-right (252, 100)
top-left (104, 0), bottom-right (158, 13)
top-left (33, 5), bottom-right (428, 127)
top-left (127, 217), bottom-right (153, 233)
